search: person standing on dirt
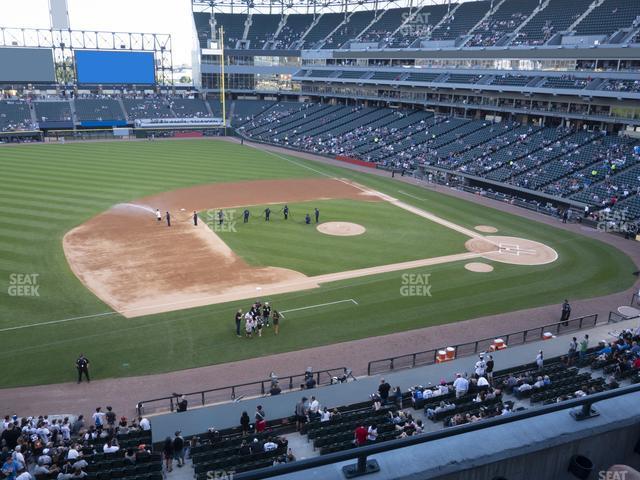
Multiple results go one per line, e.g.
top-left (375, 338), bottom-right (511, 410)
top-left (166, 211), bottom-right (171, 227)
top-left (156, 209), bottom-right (162, 222)
top-left (76, 353), bottom-right (90, 383)
top-left (193, 211), bottom-right (198, 226)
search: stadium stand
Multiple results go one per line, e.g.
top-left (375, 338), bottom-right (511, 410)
top-left (358, 8), bottom-right (410, 44)
top-left (122, 98), bottom-right (174, 120)
top-left (0, 100), bottom-right (34, 132)
top-left (273, 14), bottom-right (315, 49)
top-left (513, 0), bottom-right (592, 46)
top-left (215, 13), bottom-right (248, 48)
top-left (467, 0), bottom-right (539, 47)
top-left (167, 98), bottom-right (210, 118)
top-left (387, 4), bottom-right (450, 47)
top-left (301, 13), bottom-right (345, 48)
top-left (323, 10), bottom-right (377, 49)
top-left (74, 98), bottom-right (126, 123)
top-left (193, 12), bottom-right (212, 48)
top-left (429, 1), bottom-right (491, 41)
top-left (246, 14), bottom-right (282, 49)
top-left (33, 101), bottom-right (73, 123)
top-left (574, 0), bottom-right (640, 37)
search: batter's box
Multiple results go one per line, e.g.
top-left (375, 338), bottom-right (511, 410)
top-left (498, 243), bottom-right (537, 256)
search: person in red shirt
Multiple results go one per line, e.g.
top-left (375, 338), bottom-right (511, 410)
top-left (354, 425), bottom-right (368, 447)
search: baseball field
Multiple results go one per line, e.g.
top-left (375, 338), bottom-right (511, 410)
top-left (0, 139), bottom-right (634, 388)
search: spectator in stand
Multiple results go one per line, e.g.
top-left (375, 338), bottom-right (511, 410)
top-left (486, 355), bottom-right (495, 383)
top-left (173, 431), bottom-right (185, 468)
top-left (378, 378), bottom-right (391, 404)
top-left (354, 424), bottom-right (368, 447)
top-left (568, 337), bottom-right (578, 366)
top-left (162, 436), bottom-right (174, 473)
top-left (240, 411), bottom-right (251, 436)
top-left (536, 351), bottom-right (544, 371)
top-left (453, 373), bottom-right (469, 398)
top-left (255, 406), bottom-right (267, 433)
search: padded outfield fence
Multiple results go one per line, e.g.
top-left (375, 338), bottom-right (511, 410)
top-left (367, 314), bottom-right (601, 376)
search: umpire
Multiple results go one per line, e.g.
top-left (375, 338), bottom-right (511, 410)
top-left (76, 353), bottom-right (90, 383)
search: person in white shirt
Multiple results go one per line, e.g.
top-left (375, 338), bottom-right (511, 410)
top-left (536, 351), bottom-right (544, 371)
top-left (309, 396), bottom-right (320, 415)
top-left (320, 408), bottom-right (331, 422)
top-left (474, 356), bottom-right (486, 378)
top-left (12, 446), bottom-right (25, 470)
top-left (453, 374), bottom-right (469, 398)
top-left (367, 425), bottom-right (378, 442)
top-left (139, 417), bottom-right (151, 431)
top-left (61, 422), bottom-right (71, 443)
top-left (263, 439), bottom-right (278, 452)
top-left (15, 469), bottom-right (32, 480)
top-left (477, 376), bottom-right (490, 390)
top-left (103, 440), bottom-right (119, 454)
top-left (66, 447), bottom-right (80, 461)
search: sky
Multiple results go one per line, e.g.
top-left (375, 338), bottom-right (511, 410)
top-left (1, 0), bottom-right (195, 66)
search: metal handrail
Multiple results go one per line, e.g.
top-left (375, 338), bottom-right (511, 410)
top-left (136, 367), bottom-right (348, 415)
top-left (232, 383), bottom-right (640, 480)
top-left (367, 314), bottom-right (600, 375)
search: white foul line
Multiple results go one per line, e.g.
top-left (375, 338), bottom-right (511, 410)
top-left (279, 299), bottom-right (358, 318)
top-left (0, 311), bottom-right (116, 333)
top-left (0, 299), bottom-right (360, 332)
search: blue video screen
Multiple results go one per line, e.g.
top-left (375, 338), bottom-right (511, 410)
top-left (75, 50), bottom-right (155, 85)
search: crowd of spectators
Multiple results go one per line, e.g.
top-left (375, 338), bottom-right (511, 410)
top-left (0, 406), bottom-right (153, 480)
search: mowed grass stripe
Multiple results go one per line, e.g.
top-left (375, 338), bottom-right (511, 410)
top-left (0, 139), bottom-right (633, 387)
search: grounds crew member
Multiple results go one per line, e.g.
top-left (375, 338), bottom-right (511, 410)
top-left (314, 208), bottom-right (320, 223)
top-left (166, 211), bottom-right (171, 227)
top-left (193, 211), bottom-right (198, 226)
top-left (283, 205), bottom-right (289, 220)
top-left (76, 353), bottom-right (90, 383)
top-left (264, 207), bottom-right (271, 221)
top-left (243, 209), bottom-right (250, 223)
top-left (156, 209), bottom-right (162, 222)
top-left (305, 213), bottom-right (311, 224)
top-left (218, 210), bottom-right (224, 226)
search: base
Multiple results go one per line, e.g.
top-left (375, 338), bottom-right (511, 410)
top-left (570, 406), bottom-right (600, 421)
top-left (342, 459), bottom-right (380, 478)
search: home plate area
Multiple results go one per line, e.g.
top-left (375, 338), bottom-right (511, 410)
top-left (465, 236), bottom-right (558, 266)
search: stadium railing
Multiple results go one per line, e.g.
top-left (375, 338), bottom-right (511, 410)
top-left (367, 314), bottom-right (600, 375)
top-left (136, 367), bottom-right (348, 415)
top-left (231, 383), bottom-right (640, 480)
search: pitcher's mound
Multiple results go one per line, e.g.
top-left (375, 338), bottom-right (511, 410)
top-left (317, 222), bottom-right (366, 236)
top-left (465, 262), bottom-right (494, 273)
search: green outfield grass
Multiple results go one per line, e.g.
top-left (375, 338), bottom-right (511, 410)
top-left (215, 199), bottom-right (468, 275)
top-left (0, 139), bottom-right (635, 388)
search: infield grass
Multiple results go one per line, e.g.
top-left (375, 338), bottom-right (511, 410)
top-left (0, 139), bottom-right (635, 387)
top-left (215, 199), bottom-right (468, 275)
